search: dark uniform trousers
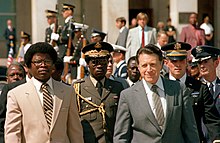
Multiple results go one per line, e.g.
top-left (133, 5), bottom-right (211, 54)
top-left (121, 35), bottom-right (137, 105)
top-left (75, 77), bottom-right (124, 143)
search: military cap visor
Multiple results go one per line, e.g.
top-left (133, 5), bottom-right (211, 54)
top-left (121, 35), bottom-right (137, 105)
top-left (191, 46), bottom-right (220, 61)
top-left (91, 29), bottom-right (107, 41)
top-left (45, 10), bottom-right (57, 17)
top-left (161, 42), bottom-right (191, 60)
top-left (82, 42), bottom-right (113, 57)
top-left (20, 31), bottom-right (30, 38)
top-left (62, 3), bottom-right (75, 11)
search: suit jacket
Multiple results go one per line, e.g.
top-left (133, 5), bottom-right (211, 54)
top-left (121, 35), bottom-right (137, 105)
top-left (213, 78), bottom-right (220, 114)
top-left (126, 26), bottom-right (156, 61)
top-left (113, 78), bottom-right (200, 143)
top-left (0, 79), bottom-right (26, 143)
top-left (4, 78), bottom-right (83, 143)
top-left (180, 25), bottom-right (205, 48)
top-left (184, 76), bottom-right (220, 142)
top-left (115, 27), bottom-right (129, 48)
top-left (79, 77), bottom-right (124, 143)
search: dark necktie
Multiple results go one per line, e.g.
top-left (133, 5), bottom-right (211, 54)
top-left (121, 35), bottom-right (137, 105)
top-left (41, 83), bottom-right (53, 129)
top-left (209, 83), bottom-right (214, 95)
top-left (142, 28), bottom-right (145, 48)
top-left (151, 85), bottom-right (165, 128)
top-left (96, 81), bottom-right (103, 97)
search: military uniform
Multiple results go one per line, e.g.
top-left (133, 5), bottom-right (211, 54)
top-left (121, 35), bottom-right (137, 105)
top-left (45, 10), bottom-right (58, 43)
top-left (58, 4), bottom-right (75, 59)
top-left (192, 46), bottom-right (220, 115)
top-left (74, 42), bottom-right (124, 143)
top-left (162, 42), bottom-right (220, 143)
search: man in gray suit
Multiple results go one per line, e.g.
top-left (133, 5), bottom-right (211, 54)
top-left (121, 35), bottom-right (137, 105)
top-left (113, 44), bottom-right (200, 143)
top-left (126, 12), bottom-right (157, 61)
top-left (115, 17), bottom-right (129, 48)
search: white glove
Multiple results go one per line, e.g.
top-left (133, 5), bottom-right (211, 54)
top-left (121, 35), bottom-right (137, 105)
top-left (63, 56), bottom-right (73, 63)
top-left (51, 33), bottom-right (59, 41)
top-left (79, 58), bottom-right (87, 67)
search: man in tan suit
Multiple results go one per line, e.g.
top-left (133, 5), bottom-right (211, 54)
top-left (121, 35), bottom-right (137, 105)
top-left (4, 42), bottom-right (83, 143)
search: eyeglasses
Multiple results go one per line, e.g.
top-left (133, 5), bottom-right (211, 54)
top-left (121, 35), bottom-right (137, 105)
top-left (90, 58), bottom-right (108, 66)
top-left (31, 60), bottom-right (53, 66)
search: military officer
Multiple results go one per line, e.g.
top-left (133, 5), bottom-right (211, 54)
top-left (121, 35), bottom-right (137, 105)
top-left (74, 41), bottom-right (124, 143)
top-left (90, 29), bottom-right (107, 43)
top-left (45, 9), bottom-right (57, 43)
top-left (162, 42), bottom-right (220, 143)
top-left (51, 3), bottom-right (75, 59)
top-left (192, 46), bottom-right (220, 115)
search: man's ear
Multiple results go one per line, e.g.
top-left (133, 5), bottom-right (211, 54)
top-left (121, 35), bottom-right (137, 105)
top-left (163, 59), bottom-right (168, 66)
top-left (214, 59), bottom-right (219, 68)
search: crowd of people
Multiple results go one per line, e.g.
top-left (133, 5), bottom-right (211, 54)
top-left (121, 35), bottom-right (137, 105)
top-left (0, 2), bottom-right (220, 143)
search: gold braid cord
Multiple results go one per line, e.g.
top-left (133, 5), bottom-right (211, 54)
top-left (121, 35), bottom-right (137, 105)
top-left (74, 83), bottom-right (107, 132)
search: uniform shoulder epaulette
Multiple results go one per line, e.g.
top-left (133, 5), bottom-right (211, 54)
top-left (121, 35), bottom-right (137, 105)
top-left (72, 79), bottom-right (85, 84)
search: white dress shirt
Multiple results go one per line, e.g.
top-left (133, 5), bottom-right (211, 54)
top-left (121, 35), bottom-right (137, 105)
top-left (142, 76), bottom-right (167, 118)
top-left (138, 25), bottom-right (148, 46)
top-left (32, 77), bottom-right (54, 106)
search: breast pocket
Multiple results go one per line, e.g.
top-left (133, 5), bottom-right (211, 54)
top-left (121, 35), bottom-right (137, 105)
top-left (80, 99), bottom-right (97, 121)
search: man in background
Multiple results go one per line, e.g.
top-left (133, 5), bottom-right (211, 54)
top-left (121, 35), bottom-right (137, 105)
top-left (4, 19), bottom-right (16, 57)
top-left (162, 42), bottom-right (220, 143)
top-left (126, 56), bottom-right (140, 87)
top-left (115, 17), bottom-right (129, 47)
top-left (126, 12), bottom-right (157, 61)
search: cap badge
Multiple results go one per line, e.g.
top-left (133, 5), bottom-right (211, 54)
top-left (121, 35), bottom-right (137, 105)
top-left (196, 46), bottom-right (202, 53)
top-left (94, 42), bottom-right (102, 48)
top-left (174, 43), bottom-right (181, 50)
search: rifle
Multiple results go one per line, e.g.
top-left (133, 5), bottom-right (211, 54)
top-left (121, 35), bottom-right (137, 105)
top-left (80, 14), bottom-right (87, 79)
top-left (63, 19), bottom-right (73, 83)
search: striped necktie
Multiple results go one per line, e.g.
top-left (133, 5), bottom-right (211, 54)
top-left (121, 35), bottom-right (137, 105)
top-left (151, 85), bottom-right (165, 128)
top-left (41, 83), bottom-right (53, 129)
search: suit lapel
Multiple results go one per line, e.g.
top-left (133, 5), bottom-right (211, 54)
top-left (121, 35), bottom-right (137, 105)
top-left (214, 78), bottom-right (220, 100)
top-left (25, 80), bottom-right (49, 132)
top-left (135, 81), bottom-right (162, 133)
top-left (162, 78), bottom-right (174, 133)
top-left (147, 27), bottom-right (152, 43)
top-left (102, 79), bottom-right (112, 100)
top-left (50, 79), bottom-right (64, 131)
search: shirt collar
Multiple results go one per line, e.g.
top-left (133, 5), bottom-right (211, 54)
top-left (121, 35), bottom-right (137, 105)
top-left (203, 77), bottom-right (217, 87)
top-left (126, 77), bottom-right (134, 86)
top-left (169, 73), bottom-right (187, 83)
top-left (90, 75), bottom-right (105, 87)
top-left (65, 16), bottom-right (73, 23)
top-left (119, 26), bottom-right (125, 33)
top-left (138, 25), bottom-right (146, 31)
top-left (142, 76), bottom-right (164, 91)
top-left (116, 60), bottom-right (125, 68)
top-left (32, 77), bottom-right (53, 92)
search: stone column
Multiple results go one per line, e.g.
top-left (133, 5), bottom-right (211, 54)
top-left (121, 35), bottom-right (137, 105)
top-left (101, 0), bottom-right (129, 44)
top-left (31, 0), bottom-right (57, 43)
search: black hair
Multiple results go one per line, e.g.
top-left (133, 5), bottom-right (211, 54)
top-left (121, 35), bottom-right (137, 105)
top-left (127, 56), bottom-right (136, 67)
top-left (24, 42), bottom-right (57, 68)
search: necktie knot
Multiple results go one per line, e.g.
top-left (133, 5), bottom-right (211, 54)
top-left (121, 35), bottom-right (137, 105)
top-left (151, 85), bottom-right (158, 93)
